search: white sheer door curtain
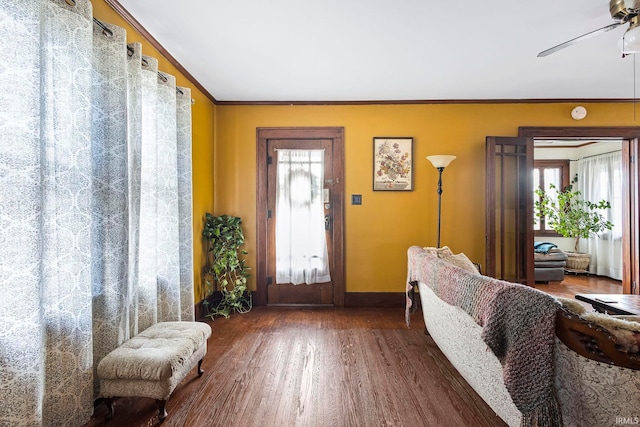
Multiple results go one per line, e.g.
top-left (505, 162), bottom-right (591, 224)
top-left (0, 1), bottom-right (194, 425)
top-left (275, 149), bottom-right (331, 285)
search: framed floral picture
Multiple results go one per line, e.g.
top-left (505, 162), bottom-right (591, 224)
top-left (373, 137), bottom-right (413, 191)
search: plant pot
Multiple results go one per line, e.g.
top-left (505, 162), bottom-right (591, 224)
top-left (202, 291), bottom-right (223, 314)
top-left (565, 252), bottom-right (591, 271)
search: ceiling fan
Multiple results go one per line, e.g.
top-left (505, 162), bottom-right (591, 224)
top-left (538, 0), bottom-right (640, 57)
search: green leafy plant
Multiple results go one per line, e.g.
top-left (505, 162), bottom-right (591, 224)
top-left (202, 213), bottom-right (252, 318)
top-left (534, 179), bottom-right (614, 253)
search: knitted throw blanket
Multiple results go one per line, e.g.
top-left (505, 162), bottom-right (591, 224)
top-left (406, 246), bottom-right (562, 427)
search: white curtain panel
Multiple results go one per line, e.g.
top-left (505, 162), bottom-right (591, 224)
top-left (91, 18), bottom-right (129, 395)
top-left (177, 87), bottom-right (195, 320)
top-left (126, 42), bottom-right (143, 338)
top-left (275, 149), bottom-right (331, 285)
top-left (576, 151), bottom-right (623, 280)
top-left (156, 71), bottom-right (182, 321)
top-left (37, 1), bottom-right (95, 424)
top-left (0, 1), bottom-right (194, 425)
top-left (138, 53), bottom-right (161, 332)
top-left (1, 1), bottom-right (95, 425)
top-left (0, 0), bottom-right (45, 425)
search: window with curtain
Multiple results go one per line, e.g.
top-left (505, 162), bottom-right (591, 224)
top-left (533, 160), bottom-right (570, 234)
top-left (0, 1), bottom-right (193, 424)
top-left (575, 150), bottom-right (623, 280)
top-left (275, 149), bottom-right (331, 285)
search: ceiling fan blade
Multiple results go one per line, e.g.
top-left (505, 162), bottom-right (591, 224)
top-left (537, 22), bottom-right (623, 57)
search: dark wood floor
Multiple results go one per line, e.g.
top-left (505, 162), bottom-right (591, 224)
top-left (87, 307), bottom-right (507, 427)
top-left (85, 274), bottom-right (622, 427)
top-left (533, 272), bottom-right (623, 310)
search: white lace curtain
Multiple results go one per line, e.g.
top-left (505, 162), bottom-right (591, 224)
top-left (0, 1), bottom-right (193, 425)
top-left (575, 151), bottom-right (623, 280)
top-left (275, 149), bottom-right (331, 285)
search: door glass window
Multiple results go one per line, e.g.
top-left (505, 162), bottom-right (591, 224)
top-left (275, 149), bottom-right (331, 285)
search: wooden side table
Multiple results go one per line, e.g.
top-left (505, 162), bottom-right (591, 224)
top-left (574, 294), bottom-right (640, 316)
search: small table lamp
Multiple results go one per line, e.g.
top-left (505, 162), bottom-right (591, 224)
top-left (427, 155), bottom-right (456, 248)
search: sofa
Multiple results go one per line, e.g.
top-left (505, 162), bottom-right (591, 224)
top-left (406, 246), bottom-right (640, 427)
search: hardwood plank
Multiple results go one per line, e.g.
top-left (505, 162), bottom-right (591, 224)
top-left (87, 275), bottom-right (624, 427)
top-left (85, 307), bottom-right (506, 427)
top-left (533, 273), bottom-right (623, 298)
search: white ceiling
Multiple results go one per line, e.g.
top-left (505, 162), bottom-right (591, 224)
top-left (117, 0), bottom-right (640, 102)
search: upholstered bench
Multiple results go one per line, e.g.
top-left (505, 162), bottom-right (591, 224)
top-left (97, 321), bottom-right (212, 421)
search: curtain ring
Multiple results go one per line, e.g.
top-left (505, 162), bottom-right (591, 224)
top-left (92, 18), bottom-right (113, 38)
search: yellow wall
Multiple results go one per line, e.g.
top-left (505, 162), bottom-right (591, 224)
top-left (215, 102), bottom-right (639, 293)
top-left (93, 1), bottom-right (216, 301)
top-left (92, 1), bottom-right (640, 298)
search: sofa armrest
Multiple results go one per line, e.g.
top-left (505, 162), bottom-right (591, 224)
top-left (555, 308), bottom-right (640, 370)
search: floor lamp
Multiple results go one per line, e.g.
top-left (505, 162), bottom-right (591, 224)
top-left (426, 155), bottom-right (456, 248)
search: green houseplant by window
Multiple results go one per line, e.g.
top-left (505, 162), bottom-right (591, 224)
top-left (534, 179), bottom-right (613, 270)
top-left (202, 213), bottom-right (252, 318)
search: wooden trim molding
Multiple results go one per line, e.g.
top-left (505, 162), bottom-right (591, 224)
top-left (216, 98), bottom-right (640, 106)
top-left (195, 292), bottom-right (411, 317)
top-left (344, 292), bottom-right (414, 308)
top-left (104, 0), bottom-right (217, 104)
top-left (519, 126), bottom-right (640, 139)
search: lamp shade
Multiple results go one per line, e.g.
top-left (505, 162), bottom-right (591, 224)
top-left (621, 21), bottom-right (640, 54)
top-left (427, 155), bottom-right (456, 168)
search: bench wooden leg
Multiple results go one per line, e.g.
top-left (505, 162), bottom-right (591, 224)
top-left (197, 359), bottom-right (204, 377)
top-left (156, 399), bottom-right (167, 421)
top-left (104, 398), bottom-right (115, 420)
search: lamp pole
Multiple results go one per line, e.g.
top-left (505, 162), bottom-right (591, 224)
top-left (435, 166), bottom-right (444, 248)
top-left (426, 155), bottom-right (456, 248)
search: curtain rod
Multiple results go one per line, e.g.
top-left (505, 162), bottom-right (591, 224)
top-left (124, 44), bottom-right (184, 95)
top-left (92, 17), bottom-right (190, 99)
top-left (570, 149), bottom-right (622, 162)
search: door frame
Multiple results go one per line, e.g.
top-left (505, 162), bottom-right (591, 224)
top-left (255, 127), bottom-right (345, 306)
top-left (519, 126), bottom-right (640, 295)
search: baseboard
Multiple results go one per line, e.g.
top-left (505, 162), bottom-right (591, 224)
top-left (195, 292), bottom-right (415, 315)
top-left (344, 292), bottom-right (410, 308)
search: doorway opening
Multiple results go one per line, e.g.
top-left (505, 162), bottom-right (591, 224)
top-left (534, 138), bottom-right (624, 282)
top-left (486, 127), bottom-right (640, 295)
top-left (521, 127), bottom-right (640, 295)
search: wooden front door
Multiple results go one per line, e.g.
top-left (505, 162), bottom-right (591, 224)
top-left (256, 127), bottom-right (345, 306)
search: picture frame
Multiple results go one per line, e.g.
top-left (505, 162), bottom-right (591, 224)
top-left (373, 137), bottom-right (414, 191)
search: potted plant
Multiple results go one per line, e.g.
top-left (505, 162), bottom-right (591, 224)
top-left (202, 213), bottom-right (252, 318)
top-left (534, 178), bottom-right (614, 271)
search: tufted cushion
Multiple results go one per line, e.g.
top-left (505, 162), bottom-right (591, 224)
top-left (97, 321), bottom-right (212, 381)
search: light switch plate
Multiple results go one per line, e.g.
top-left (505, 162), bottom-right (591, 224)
top-left (352, 194), bottom-right (362, 205)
